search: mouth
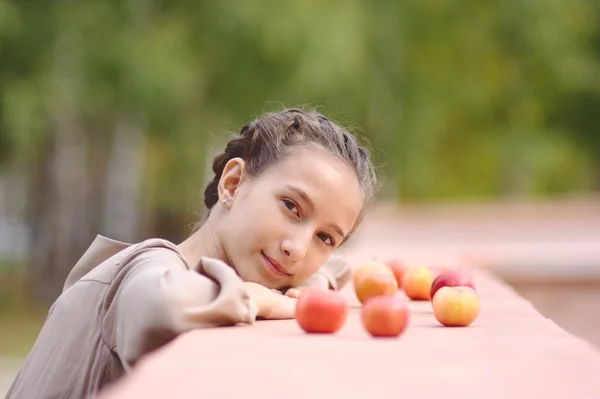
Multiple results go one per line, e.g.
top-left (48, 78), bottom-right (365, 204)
top-left (261, 251), bottom-right (292, 277)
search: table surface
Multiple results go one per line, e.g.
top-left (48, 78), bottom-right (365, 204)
top-left (97, 268), bottom-right (600, 399)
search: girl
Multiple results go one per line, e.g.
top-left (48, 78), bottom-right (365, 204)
top-left (6, 107), bottom-right (379, 399)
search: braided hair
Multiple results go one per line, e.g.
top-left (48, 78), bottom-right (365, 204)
top-left (201, 108), bottom-right (379, 233)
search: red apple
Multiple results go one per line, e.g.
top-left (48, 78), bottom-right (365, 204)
top-left (386, 258), bottom-right (406, 288)
top-left (432, 286), bottom-right (480, 327)
top-left (354, 271), bottom-right (398, 304)
top-left (402, 267), bottom-right (435, 301)
top-left (430, 271), bottom-right (475, 300)
top-left (361, 295), bottom-right (410, 337)
top-left (295, 289), bottom-right (349, 334)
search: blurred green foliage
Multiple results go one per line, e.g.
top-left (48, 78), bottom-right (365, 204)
top-left (0, 0), bottom-right (599, 214)
top-left (0, 0), bottom-right (600, 335)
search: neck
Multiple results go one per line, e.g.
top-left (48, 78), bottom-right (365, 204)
top-left (177, 213), bottom-right (230, 271)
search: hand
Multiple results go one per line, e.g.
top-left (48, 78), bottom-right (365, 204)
top-left (243, 282), bottom-right (297, 319)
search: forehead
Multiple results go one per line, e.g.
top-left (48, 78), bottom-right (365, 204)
top-left (263, 146), bottom-right (363, 230)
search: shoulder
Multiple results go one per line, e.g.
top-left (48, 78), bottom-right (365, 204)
top-left (101, 238), bottom-right (189, 309)
top-left (73, 237), bottom-right (189, 289)
top-left (130, 237), bottom-right (181, 255)
top-left (119, 237), bottom-right (189, 271)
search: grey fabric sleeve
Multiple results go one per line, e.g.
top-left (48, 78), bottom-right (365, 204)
top-left (297, 254), bottom-right (353, 291)
top-left (107, 252), bottom-right (257, 370)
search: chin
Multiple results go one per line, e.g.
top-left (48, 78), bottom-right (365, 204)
top-left (251, 273), bottom-right (283, 289)
top-left (232, 259), bottom-right (272, 286)
top-left (234, 254), bottom-right (290, 290)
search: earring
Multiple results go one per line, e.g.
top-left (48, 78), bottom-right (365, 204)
top-left (221, 199), bottom-right (228, 206)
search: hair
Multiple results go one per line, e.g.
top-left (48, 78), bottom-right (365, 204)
top-left (200, 107), bottom-right (379, 237)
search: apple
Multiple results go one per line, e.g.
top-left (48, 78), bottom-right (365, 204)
top-left (352, 259), bottom-right (395, 286)
top-left (430, 271), bottom-right (476, 300)
top-left (402, 266), bottom-right (435, 300)
top-left (427, 265), bottom-right (457, 275)
top-left (296, 289), bottom-right (349, 334)
top-left (361, 295), bottom-right (410, 337)
top-left (354, 271), bottom-right (398, 304)
top-left (432, 286), bottom-right (480, 327)
top-left (385, 258), bottom-right (406, 288)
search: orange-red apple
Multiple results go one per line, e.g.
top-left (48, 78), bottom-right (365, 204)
top-left (430, 271), bottom-right (475, 300)
top-left (354, 271), bottom-right (398, 304)
top-left (361, 295), bottom-right (410, 337)
top-left (352, 259), bottom-right (394, 286)
top-left (385, 258), bottom-right (406, 288)
top-left (427, 265), bottom-right (457, 275)
top-left (432, 286), bottom-right (480, 327)
top-left (296, 289), bottom-right (348, 334)
top-left (402, 267), bottom-right (435, 300)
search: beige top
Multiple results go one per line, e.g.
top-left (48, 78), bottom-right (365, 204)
top-left (5, 235), bottom-right (351, 399)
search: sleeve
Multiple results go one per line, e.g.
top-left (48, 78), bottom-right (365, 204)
top-left (297, 254), bottom-right (353, 291)
top-left (108, 253), bottom-right (257, 370)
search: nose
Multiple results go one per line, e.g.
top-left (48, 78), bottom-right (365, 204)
top-left (280, 228), bottom-right (312, 263)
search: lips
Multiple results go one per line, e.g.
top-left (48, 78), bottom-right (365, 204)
top-left (262, 251), bottom-right (291, 277)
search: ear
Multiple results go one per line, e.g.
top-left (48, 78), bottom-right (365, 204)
top-left (218, 157), bottom-right (247, 203)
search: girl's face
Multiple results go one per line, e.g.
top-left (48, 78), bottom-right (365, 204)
top-left (217, 146), bottom-right (363, 289)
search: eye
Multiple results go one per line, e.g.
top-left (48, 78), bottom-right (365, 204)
top-left (317, 232), bottom-right (335, 247)
top-left (282, 199), bottom-right (300, 217)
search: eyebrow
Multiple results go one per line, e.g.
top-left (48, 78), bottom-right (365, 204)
top-left (286, 185), bottom-right (347, 239)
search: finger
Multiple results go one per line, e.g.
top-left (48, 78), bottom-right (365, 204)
top-left (199, 257), bottom-right (240, 283)
top-left (285, 288), bottom-right (301, 298)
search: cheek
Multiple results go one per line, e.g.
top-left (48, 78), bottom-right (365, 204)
top-left (230, 199), bottom-right (288, 246)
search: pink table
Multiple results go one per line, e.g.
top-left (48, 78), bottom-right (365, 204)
top-left (97, 268), bottom-right (600, 399)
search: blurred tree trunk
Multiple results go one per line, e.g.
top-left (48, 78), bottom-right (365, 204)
top-left (101, 116), bottom-right (145, 243)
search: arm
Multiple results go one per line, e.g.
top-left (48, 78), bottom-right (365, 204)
top-left (243, 282), bottom-right (297, 319)
top-left (107, 253), bottom-right (257, 370)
